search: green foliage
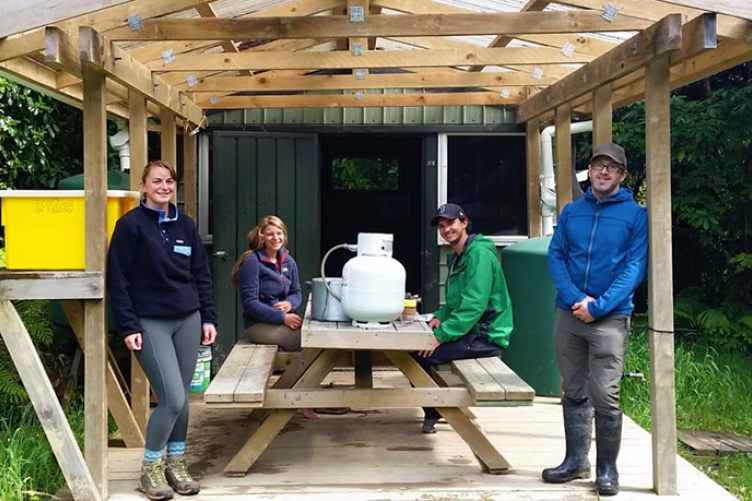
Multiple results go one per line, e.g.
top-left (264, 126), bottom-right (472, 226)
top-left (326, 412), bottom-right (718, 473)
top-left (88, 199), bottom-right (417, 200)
top-left (0, 77), bottom-right (85, 189)
top-left (622, 318), bottom-right (752, 500)
top-left (0, 398), bottom-right (84, 500)
top-left (331, 157), bottom-right (399, 190)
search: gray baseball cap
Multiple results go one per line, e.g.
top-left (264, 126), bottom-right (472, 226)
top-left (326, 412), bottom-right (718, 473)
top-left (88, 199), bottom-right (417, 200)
top-left (591, 142), bottom-right (627, 169)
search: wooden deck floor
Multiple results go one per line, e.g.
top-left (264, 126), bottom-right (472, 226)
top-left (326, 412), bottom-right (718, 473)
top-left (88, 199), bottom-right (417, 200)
top-left (104, 370), bottom-right (736, 500)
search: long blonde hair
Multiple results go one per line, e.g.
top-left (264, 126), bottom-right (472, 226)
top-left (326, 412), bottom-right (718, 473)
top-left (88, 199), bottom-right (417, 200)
top-left (230, 216), bottom-right (289, 289)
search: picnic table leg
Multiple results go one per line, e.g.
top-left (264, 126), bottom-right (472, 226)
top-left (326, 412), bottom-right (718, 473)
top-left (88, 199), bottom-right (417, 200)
top-left (224, 349), bottom-right (341, 476)
top-left (430, 369), bottom-right (476, 420)
top-left (354, 351), bottom-right (373, 388)
top-left (384, 351), bottom-right (511, 474)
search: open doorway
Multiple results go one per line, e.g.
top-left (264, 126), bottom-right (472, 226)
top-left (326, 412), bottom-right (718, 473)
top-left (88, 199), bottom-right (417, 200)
top-left (320, 134), bottom-right (424, 297)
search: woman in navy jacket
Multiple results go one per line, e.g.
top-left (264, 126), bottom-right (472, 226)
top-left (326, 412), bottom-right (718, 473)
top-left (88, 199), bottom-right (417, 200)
top-left (231, 216), bottom-right (318, 419)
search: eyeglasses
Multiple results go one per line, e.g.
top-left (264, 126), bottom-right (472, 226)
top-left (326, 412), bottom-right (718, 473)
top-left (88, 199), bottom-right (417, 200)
top-left (589, 161), bottom-right (624, 174)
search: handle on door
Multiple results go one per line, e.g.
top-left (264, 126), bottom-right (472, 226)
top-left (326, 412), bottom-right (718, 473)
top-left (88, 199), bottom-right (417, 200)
top-left (213, 250), bottom-right (228, 262)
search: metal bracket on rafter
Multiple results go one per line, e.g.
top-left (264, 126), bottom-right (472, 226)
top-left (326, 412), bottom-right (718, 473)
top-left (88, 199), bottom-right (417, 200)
top-left (561, 42), bottom-right (575, 58)
top-left (355, 69), bottom-right (367, 80)
top-left (601, 4), bottom-right (619, 22)
top-left (532, 67), bottom-right (544, 80)
top-left (186, 75), bottom-right (198, 87)
top-left (349, 6), bottom-right (365, 22)
top-left (162, 49), bottom-right (176, 64)
top-left (500, 89), bottom-right (510, 99)
top-left (209, 95), bottom-right (219, 105)
top-left (127, 14), bottom-right (144, 31)
top-left (350, 43), bottom-right (363, 56)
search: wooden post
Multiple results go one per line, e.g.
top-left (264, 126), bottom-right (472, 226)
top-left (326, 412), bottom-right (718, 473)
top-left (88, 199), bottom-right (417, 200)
top-left (127, 90), bottom-right (151, 434)
top-left (526, 119), bottom-right (542, 237)
top-left (554, 105), bottom-right (573, 215)
top-left (82, 63), bottom-right (108, 498)
top-left (592, 83), bottom-right (613, 145)
top-left (160, 107), bottom-right (178, 203)
top-left (645, 53), bottom-right (678, 495)
top-left (183, 130), bottom-right (198, 220)
top-left (0, 301), bottom-right (101, 501)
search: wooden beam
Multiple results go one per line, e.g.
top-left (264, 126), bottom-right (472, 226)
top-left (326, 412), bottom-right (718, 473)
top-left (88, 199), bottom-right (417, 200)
top-left (554, 105), bottom-right (573, 215)
top-left (0, 300), bottom-right (102, 500)
top-left (183, 130), bottom-right (198, 220)
top-left (660, 0), bottom-right (752, 21)
top-left (150, 46), bottom-right (592, 72)
top-left (78, 26), bottom-right (202, 125)
top-left (0, 271), bottom-right (104, 299)
top-left (160, 108), bottom-right (177, 171)
top-left (645, 52), bottom-right (678, 496)
top-left (201, 90), bottom-right (523, 109)
top-left (0, 0), bottom-right (134, 38)
top-left (188, 71), bottom-right (546, 93)
top-left (60, 300), bottom-right (145, 449)
top-left (526, 119), bottom-right (542, 238)
top-left (82, 62), bottom-right (108, 498)
top-left (105, 12), bottom-right (650, 41)
top-left (517, 14), bottom-right (684, 123)
top-left (592, 83), bottom-right (613, 145)
top-left (554, 0), bottom-right (751, 44)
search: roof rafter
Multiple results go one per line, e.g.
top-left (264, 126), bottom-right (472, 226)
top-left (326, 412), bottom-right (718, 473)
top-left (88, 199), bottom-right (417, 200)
top-left (104, 12), bottom-right (652, 41)
top-left (660, 0), bottom-right (752, 22)
top-left (0, 0), bottom-right (133, 38)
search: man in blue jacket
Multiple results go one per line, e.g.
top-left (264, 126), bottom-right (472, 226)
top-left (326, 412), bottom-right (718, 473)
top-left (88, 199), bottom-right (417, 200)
top-left (542, 143), bottom-right (648, 496)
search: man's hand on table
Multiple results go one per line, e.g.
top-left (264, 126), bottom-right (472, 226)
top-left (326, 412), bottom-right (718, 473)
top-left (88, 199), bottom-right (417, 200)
top-left (428, 317), bottom-right (441, 330)
top-left (418, 333), bottom-right (441, 358)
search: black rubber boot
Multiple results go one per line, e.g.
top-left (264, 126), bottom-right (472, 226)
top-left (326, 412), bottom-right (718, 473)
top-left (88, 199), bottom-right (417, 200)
top-left (542, 398), bottom-right (593, 483)
top-left (595, 411), bottom-right (623, 496)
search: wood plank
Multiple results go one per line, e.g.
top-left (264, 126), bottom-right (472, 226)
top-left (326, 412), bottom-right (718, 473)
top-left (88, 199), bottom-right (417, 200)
top-left (204, 344), bottom-right (256, 403)
top-left (128, 90), bottom-right (148, 190)
top-left (302, 329), bottom-right (434, 351)
top-left (354, 351), bottom-right (373, 388)
top-left (82, 61), bottom-right (108, 498)
top-left (0, 271), bottom-right (103, 299)
top-left (201, 92), bottom-right (523, 110)
top-left (526, 119), bottom-right (542, 238)
top-left (645, 53), bottom-right (678, 496)
top-left (78, 26), bottom-right (202, 125)
top-left (0, 300), bottom-right (102, 500)
top-left (160, 107), bottom-right (177, 185)
top-left (183, 128), bottom-right (198, 220)
top-left (660, 0), bottom-right (752, 22)
top-left (224, 349), bottom-right (341, 476)
top-left (554, 104), bottom-right (573, 215)
top-left (475, 357), bottom-right (535, 401)
top-left (451, 359), bottom-right (506, 401)
top-left (592, 83), bottom-right (613, 145)
top-left (677, 429), bottom-right (751, 455)
top-left (234, 345), bottom-right (278, 403)
top-left (516, 14), bottom-right (685, 123)
top-left (0, 0), bottom-right (134, 38)
top-left (262, 387), bottom-right (476, 408)
top-left (60, 300), bottom-right (145, 449)
top-left (105, 12), bottom-right (649, 41)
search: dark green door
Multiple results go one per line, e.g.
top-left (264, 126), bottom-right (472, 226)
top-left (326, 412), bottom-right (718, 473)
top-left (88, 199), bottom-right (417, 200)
top-left (211, 131), bottom-right (319, 367)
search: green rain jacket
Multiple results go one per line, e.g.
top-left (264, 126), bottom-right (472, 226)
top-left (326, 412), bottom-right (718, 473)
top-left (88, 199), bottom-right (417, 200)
top-left (432, 234), bottom-right (513, 348)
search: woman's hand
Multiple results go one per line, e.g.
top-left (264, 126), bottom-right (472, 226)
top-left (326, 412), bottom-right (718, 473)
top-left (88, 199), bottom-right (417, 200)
top-left (274, 301), bottom-right (293, 313)
top-left (284, 313), bottom-right (302, 330)
top-left (124, 333), bottom-right (142, 351)
top-left (202, 324), bottom-right (218, 345)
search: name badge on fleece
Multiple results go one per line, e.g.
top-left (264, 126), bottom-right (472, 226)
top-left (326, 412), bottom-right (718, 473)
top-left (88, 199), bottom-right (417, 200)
top-left (174, 245), bottom-right (192, 256)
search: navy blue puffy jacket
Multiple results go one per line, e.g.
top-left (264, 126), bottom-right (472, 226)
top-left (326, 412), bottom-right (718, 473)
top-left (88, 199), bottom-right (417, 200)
top-left (237, 249), bottom-right (302, 327)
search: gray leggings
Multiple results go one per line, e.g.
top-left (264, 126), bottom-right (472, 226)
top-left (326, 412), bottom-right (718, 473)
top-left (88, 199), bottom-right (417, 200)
top-left (246, 322), bottom-right (301, 351)
top-left (135, 311), bottom-right (201, 451)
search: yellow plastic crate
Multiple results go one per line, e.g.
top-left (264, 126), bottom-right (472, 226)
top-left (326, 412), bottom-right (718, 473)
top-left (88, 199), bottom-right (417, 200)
top-left (0, 190), bottom-right (140, 270)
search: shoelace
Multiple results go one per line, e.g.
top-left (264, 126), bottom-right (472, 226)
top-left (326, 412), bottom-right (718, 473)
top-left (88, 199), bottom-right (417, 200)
top-left (147, 462), bottom-right (168, 486)
top-left (168, 459), bottom-right (192, 481)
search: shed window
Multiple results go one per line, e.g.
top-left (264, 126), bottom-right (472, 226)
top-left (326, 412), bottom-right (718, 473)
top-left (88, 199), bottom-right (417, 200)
top-left (331, 157), bottom-right (399, 191)
top-left (441, 135), bottom-right (527, 241)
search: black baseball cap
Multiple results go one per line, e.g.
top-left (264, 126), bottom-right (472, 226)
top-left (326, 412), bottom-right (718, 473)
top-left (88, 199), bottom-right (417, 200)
top-left (430, 203), bottom-right (467, 226)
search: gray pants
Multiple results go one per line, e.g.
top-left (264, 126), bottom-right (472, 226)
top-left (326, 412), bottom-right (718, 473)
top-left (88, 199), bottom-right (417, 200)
top-left (136, 311), bottom-right (201, 451)
top-left (553, 307), bottom-right (629, 416)
top-left (246, 322), bottom-right (301, 351)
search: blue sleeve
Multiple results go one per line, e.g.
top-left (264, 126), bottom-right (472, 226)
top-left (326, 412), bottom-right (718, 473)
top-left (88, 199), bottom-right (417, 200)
top-left (285, 257), bottom-right (303, 310)
top-left (238, 255), bottom-right (286, 324)
top-left (548, 206), bottom-right (587, 308)
top-left (106, 219), bottom-right (143, 339)
top-left (588, 208), bottom-right (648, 319)
top-left (188, 218), bottom-right (218, 325)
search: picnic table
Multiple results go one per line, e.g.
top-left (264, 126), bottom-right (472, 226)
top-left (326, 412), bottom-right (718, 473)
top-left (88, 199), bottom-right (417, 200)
top-left (205, 299), bottom-right (534, 476)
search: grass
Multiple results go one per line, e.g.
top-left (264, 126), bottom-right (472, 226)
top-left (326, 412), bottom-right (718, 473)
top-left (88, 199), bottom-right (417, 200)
top-left (0, 398), bottom-right (84, 501)
top-left (622, 316), bottom-right (752, 500)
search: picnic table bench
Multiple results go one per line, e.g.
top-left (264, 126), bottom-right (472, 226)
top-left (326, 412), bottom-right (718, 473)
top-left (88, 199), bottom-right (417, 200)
top-left (204, 300), bottom-right (534, 476)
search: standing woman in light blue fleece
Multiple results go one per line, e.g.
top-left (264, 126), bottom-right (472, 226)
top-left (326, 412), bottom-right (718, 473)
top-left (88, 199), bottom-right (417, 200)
top-left (231, 215), bottom-right (318, 420)
top-left (108, 160), bottom-right (218, 500)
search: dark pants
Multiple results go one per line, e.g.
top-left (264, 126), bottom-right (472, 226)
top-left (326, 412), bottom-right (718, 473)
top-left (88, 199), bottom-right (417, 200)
top-left (412, 333), bottom-right (502, 420)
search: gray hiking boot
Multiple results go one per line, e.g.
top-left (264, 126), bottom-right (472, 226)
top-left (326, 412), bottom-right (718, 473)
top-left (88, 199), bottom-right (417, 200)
top-left (139, 460), bottom-right (174, 500)
top-left (165, 456), bottom-right (200, 495)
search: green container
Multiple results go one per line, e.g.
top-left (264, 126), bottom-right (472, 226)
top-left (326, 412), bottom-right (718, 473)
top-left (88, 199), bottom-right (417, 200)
top-left (190, 346), bottom-right (212, 394)
top-left (501, 236), bottom-right (560, 397)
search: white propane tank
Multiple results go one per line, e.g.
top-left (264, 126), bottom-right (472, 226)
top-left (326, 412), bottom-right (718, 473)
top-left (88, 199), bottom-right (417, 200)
top-left (321, 233), bottom-right (406, 328)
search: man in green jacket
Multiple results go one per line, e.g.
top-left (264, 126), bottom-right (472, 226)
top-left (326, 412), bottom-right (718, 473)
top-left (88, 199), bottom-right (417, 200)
top-left (415, 203), bottom-right (514, 433)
